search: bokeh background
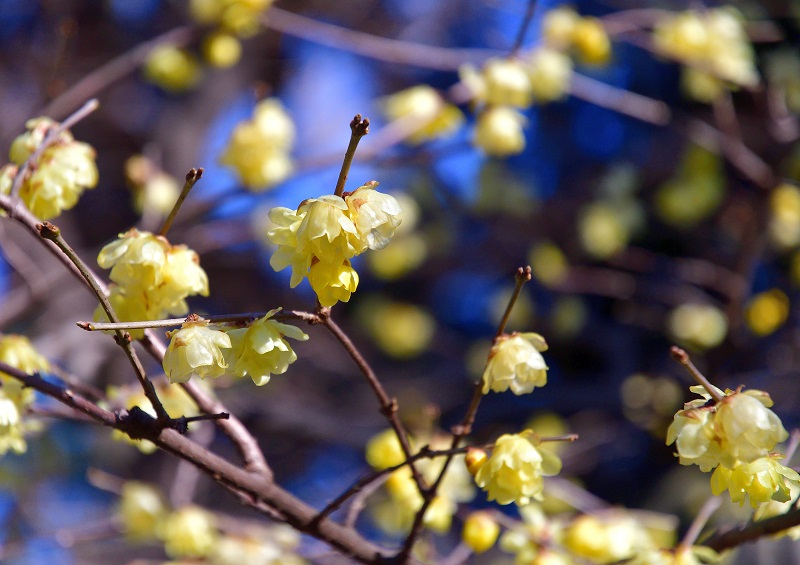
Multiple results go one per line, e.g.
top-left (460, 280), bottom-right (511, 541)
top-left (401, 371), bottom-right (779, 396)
top-left (1, 0), bottom-right (800, 563)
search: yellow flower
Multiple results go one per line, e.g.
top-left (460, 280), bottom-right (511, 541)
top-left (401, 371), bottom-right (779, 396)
top-left (0, 334), bottom-right (48, 406)
top-left (473, 106), bottom-right (526, 157)
top-left (308, 258), bottom-right (360, 307)
top-left (382, 85), bottom-right (464, 144)
top-left (97, 229), bottom-right (169, 290)
top-left (220, 98), bottom-right (294, 190)
top-left (9, 117), bottom-right (98, 220)
top-left (482, 58), bottom-right (534, 108)
top-left (224, 309), bottom-right (308, 386)
top-left (462, 511), bottom-right (500, 553)
top-left (202, 32), bottom-right (242, 68)
top-left (160, 505), bottom-right (218, 558)
top-left (527, 47), bottom-right (573, 103)
top-left (163, 319), bottom-right (232, 383)
top-left (365, 428), bottom-right (405, 470)
top-left (482, 333), bottom-right (548, 395)
top-left (711, 455), bottom-right (800, 508)
top-left (152, 245), bottom-right (210, 315)
top-left (666, 407), bottom-right (721, 472)
top-left (93, 285), bottom-right (159, 340)
top-left (474, 432), bottom-right (561, 505)
top-left (715, 390), bottom-right (788, 465)
top-left (0, 392), bottom-right (26, 456)
top-left (344, 181), bottom-right (403, 250)
top-left (118, 482), bottom-right (168, 542)
top-left (564, 513), bottom-right (655, 564)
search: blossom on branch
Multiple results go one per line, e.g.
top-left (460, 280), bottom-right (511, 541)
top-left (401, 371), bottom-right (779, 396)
top-left (482, 332), bottom-right (549, 395)
top-left (163, 319), bottom-right (232, 383)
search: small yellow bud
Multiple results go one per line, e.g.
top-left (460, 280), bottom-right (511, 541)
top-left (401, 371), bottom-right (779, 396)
top-left (462, 511), bottom-right (500, 553)
top-left (473, 106), bottom-right (526, 157)
top-left (143, 44), bottom-right (202, 92)
top-left (482, 58), bottom-right (534, 108)
top-left (365, 429), bottom-right (406, 470)
top-left (572, 17), bottom-right (611, 66)
top-left (542, 7), bottom-right (580, 49)
top-left (527, 47), bottom-right (573, 103)
top-left (745, 289), bottom-right (789, 336)
top-left (202, 32), bottom-right (242, 68)
top-left (465, 448), bottom-right (487, 476)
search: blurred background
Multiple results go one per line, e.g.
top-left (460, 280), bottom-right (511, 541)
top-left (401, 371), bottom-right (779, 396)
top-left (1, 0), bottom-right (800, 563)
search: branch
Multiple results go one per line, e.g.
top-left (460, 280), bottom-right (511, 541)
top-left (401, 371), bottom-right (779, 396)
top-left (704, 507), bottom-right (800, 553)
top-left (263, 7), bottom-right (497, 71)
top-left (0, 361), bottom-right (391, 563)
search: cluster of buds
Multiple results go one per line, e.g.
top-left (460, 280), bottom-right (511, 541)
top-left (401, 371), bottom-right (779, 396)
top-left (1, 117), bottom-right (98, 220)
top-left (267, 181), bottom-right (403, 306)
top-left (653, 7), bottom-right (758, 102)
top-left (0, 335), bottom-right (50, 456)
top-left (162, 311), bottom-right (307, 385)
top-left (94, 229), bottom-right (209, 339)
top-left (667, 384), bottom-right (798, 507)
top-left (220, 98), bottom-right (295, 191)
top-left (458, 7), bottom-right (610, 157)
top-left (365, 430), bottom-right (475, 535)
top-left (117, 480), bottom-right (303, 561)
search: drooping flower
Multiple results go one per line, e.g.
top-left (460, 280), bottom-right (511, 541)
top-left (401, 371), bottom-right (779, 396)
top-left (474, 432), bottom-right (562, 505)
top-left (711, 455), bottom-right (800, 508)
top-left (308, 258), bottom-right (360, 307)
top-left (0, 392), bottom-right (26, 456)
top-left (8, 117), bottom-right (98, 220)
top-left (482, 332), bottom-right (548, 395)
top-left (715, 389), bottom-right (788, 465)
top-left (152, 245), bottom-right (210, 315)
top-left (344, 182), bottom-right (403, 250)
top-left (163, 319), bottom-right (231, 383)
top-left (97, 229), bottom-right (169, 290)
top-left (666, 406), bottom-right (721, 471)
top-left (224, 309), bottom-right (308, 386)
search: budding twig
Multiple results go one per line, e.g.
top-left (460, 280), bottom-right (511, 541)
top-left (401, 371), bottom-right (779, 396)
top-left (333, 115), bottom-right (369, 197)
top-left (159, 167), bottom-right (203, 237)
top-left (670, 346), bottom-right (723, 403)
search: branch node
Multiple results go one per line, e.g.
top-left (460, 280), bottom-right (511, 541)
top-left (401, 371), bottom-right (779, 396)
top-left (37, 221), bottom-right (61, 240)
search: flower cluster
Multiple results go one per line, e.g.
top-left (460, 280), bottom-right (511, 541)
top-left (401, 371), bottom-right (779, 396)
top-left (220, 98), bottom-right (295, 190)
top-left (667, 384), bottom-right (798, 507)
top-left (143, 44), bottom-right (203, 92)
top-left (267, 182), bottom-right (403, 306)
top-left (94, 228), bottom-right (209, 339)
top-left (482, 332), bottom-right (548, 395)
top-left (654, 7), bottom-right (758, 102)
top-left (470, 432), bottom-right (562, 506)
top-left (382, 85), bottom-right (464, 145)
top-left (0, 334), bottom-right (49, 456)
top-left (1, 117), bottom-right (98, 220)
top-left (162, 311), bottom-right (307, 385)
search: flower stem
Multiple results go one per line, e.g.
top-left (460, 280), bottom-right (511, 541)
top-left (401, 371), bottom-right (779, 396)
top-left (670, 346), bottom-right (723, 403)
top-left (333, 115), bottom-right (369, 197)
top-left (37, 221), bottom-right (171, 422)
top-left (159, 168), bottom-right (203, 237)
top-left (495, 266), bottom-right (532, 340)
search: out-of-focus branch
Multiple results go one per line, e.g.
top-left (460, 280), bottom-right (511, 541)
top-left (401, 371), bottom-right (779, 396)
top-left (569, 73), bottom-right (671, 125)
top-left (263, 7), bottom-right (497, 70)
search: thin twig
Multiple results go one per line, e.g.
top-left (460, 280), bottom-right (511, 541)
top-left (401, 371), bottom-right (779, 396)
top-left (510, 0), bottom-right (537, 56)
top-left (159, 168), bottom-right (203, 237)
top-left (569, 73), bottom-right (671, 125)
top-left (320, 313), bottom-right (426, 493)
top-left (78, 308), bottom-right (316, 331)
top-left (396, 266), bottom-right (533, 561)
top-left (679, 496), bottom-right (722, 549)
top-left (670, 346), bottom-right (723, 403)
top-left (334, 115), bottom-right (370, 197)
